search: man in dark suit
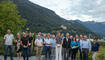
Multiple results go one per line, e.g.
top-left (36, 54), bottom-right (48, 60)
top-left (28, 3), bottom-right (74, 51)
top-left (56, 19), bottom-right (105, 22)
top-left (62, 33), bottom-right (71, 60)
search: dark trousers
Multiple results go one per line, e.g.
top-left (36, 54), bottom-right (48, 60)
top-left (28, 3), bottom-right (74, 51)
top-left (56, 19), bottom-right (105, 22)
top-left (71, 49), bottom-right (78, 60)
top-left (69, 48), bottom-right (71, 57)
top-left (22, 47), bottom-right (29, 60)
top-left (79, 48), bottom-right (82, 60)
top-left (4, 45), bottom-right (13, 60)
top-left (63, 48), bottom-right (69, 60)
top-left (29, 46), bottom-right (31, 56)
top-left (82, 48), bottom-right (89, 60)
top-left (45, 46), bottom-right (51, 59)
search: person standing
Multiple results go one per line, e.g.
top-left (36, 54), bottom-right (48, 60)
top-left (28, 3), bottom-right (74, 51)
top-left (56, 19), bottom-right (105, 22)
top-left (69, 35), bottom-right (73, 57)
top-left (27, 32), bottom-right (33, 57)
top-left (61, 33), bottom-right (65, 59)
top-left (42, 34), bottom-right (47, 55)
top-left (16, 33), bottom-right (22, 59)
top-left (80, 35), bottom-right (91, 60)
top-left (76, 34), bottom-right (79, 41)
top-left (61, 33), bottom-right (65, 41)
top-left (62, 33), bottom-right (71, 60)
top-left (4, 29), bottom-right (14, 60)
top-left (35, 35), bottom-right (43, 60)
top-left (51, 35), bottom-right (56, 60)
top-left (92, 38), bottom-right (100, 60)
top-left (79, 35), bottom-right (83, 60)
top-left (56, 33), bottom-right (63, 60)
top-left (70, 37), bottom-right (79, 60)
top-left (21, 33), bottom-right (29, 60)
top-left (44, 35), bottom-right (52, 60)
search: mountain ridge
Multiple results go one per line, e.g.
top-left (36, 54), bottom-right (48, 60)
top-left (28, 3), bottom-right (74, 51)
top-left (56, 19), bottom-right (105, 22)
top-left (10, 0), bottom-right (98, 38)
top-left (75, 20), bottom-right (105, 37)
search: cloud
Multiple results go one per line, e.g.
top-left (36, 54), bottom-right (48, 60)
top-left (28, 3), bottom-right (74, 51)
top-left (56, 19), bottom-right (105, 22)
top-left (29, 0), bottom-right (105, 22)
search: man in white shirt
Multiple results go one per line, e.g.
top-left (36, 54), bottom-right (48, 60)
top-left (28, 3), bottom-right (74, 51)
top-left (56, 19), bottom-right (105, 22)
top-left (44, 35), bottom-right (52, 60)
top-left (35, 35), bottom-right (43, 60)
top-left (4, 29), bottom-right (14, 60)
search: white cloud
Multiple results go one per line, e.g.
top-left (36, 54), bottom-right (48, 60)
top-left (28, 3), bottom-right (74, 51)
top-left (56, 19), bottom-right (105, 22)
top-left (29, 0), bottom-right (105, 22)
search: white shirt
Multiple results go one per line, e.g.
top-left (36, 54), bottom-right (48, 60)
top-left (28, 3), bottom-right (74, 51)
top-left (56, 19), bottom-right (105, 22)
top-left (35, 39), bottom-right (43, 46)
top-left (4, 34), bottom-right (14, 45)
top-left (44, 38), bottom-right (52, 46)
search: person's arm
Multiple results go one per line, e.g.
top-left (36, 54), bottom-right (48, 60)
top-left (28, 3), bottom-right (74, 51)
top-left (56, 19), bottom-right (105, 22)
top-left (77, 41), bottom-right (80, 47)
top-left (40, 41), bottom-right (43, 47)
top-left (20, 39), bottom-right (23, 47)
top-left (26, 41), bottom-right (29, 47)
top-left (80, 40), bottom-right (83, 50)
top-left (61, 39), bottom-right (63, 45)
top-left (70, 42), bottom-right (73, 47)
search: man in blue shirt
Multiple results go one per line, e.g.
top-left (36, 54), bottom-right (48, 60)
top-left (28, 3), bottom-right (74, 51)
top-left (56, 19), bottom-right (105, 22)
top-left (45, 35), bottom-right (52, 59)
top-left (51, 35), bottom-right (56, 60)
top-left (80, 35), bottom-right (91, 60)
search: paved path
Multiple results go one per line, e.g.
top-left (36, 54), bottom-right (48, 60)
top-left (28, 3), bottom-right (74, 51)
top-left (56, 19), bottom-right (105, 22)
top-left (0, 56), bottom-right (38, 60)
top-left (0, 55), bottom-right (78, 60)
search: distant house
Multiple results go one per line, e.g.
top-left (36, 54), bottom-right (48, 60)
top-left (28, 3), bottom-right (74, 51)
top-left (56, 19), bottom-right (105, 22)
top-left (60, 25), bottom-right (67, 30)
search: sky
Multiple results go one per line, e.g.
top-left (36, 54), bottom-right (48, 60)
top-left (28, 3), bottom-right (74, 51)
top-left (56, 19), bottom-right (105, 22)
top-left (29, 0), bottom-right (105, 22)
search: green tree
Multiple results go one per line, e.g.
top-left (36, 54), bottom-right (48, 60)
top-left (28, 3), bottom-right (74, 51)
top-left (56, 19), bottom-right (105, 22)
top-left (0, 1), bottom-right (27, 36)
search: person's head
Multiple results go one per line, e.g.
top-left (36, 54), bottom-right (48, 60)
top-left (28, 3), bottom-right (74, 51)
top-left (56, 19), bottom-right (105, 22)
top-left (23, 33), bottom-right (26, 37)
top-left (76, 34), bottom-right (79, 39)
top-left (37, 35), bottom-right (41, 39)
top-left (70, 35), bottom-right (73, 40)
top-left (80, 34), bottom-right (83, 39)
top-left (38, 32), bottom-right (41, 35)
top-left (93, 38), bottom-right (98, 43)
top-left (57, 32), bottom-right (61, 37)
top-left (47, 35), bottom-right (50, 39)
top-left (43, 34), bottom-right (46, 38)
top-left (7, 29), bottom-right (11, 34)
top-left (61, 33), bottom-right (64, 37)
top-left (17, 33), bottom-right (20, 38)
top-left (73, 37), bottom-right (76, 41)
top-left (66, 33), bottom-right (69, 38)
top-left (52, 35), bottom-right (55, 39)
top-left (29, 32), bottom-right (32, 37)
top-left (83, 35), bottom-right (87, 40)
top-left (48, 33), bottom-right (51, 37)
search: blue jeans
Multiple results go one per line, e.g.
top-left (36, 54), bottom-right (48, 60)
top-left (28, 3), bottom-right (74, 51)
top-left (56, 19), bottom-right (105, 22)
top-left (22, 47), bottom-right (29, 60)
top-left (4, 45), bottom-right (13, 60)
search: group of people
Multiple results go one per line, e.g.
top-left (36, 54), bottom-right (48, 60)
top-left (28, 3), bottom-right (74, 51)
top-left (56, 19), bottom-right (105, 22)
top-left (3, 29), bottom-right (101, 60)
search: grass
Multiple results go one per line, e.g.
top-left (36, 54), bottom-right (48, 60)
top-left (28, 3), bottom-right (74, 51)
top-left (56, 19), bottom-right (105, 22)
top-left (96, 46), bottom-right (105, 60)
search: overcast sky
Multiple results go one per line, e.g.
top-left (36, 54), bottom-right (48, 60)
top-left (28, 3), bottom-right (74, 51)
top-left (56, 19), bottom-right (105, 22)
top-left (29, 0), bottom-right (105, 22)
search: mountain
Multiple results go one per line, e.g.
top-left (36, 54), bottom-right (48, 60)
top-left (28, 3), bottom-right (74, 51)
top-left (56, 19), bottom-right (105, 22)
top-left (9, 0), bottom-right (98, 37)
top-left (75, 20), bottom-right (105, 37)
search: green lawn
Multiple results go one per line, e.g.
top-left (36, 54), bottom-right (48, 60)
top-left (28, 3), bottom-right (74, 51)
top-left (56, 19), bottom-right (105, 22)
top-left (96, 46), bottom-right (105, 60)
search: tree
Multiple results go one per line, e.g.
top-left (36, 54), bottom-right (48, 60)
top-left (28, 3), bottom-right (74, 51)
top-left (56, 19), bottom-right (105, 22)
top-left (0, 1), bottom-right (27, 36)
